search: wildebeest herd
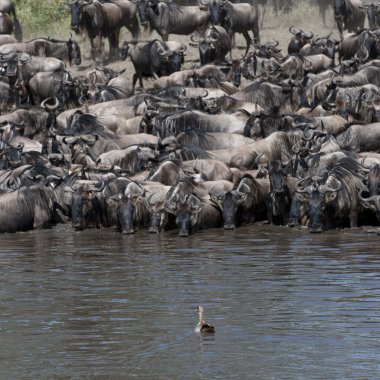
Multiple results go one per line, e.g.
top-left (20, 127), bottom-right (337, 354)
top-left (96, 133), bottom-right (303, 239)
top-left (1, 0), bottom-right (380, 236)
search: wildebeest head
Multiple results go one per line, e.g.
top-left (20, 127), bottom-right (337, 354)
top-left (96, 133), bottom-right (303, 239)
top-left (288, 26), bottom-right (314, 54)
top-left (132, 0), bottom-right (157, 25)
top-left (67, 38), bottom-right (81, 66)
top-left (365, 162), bottom-right (380, 196)
top-left (191, 31), bottom-right (219, 65)
top-left (358, 190), bottom-right (380, 222)
top-left (143, 194), bottom-right (169, 233)
top-left (165, 192), bottom-right (204, 236)
top-left (366, 3), bottom-right (380, 30)
top-left (333, 0), bottom-right (347, 19)
top-left (210, 190), bottom-right (247, 229)
top-left (0, 143), bottom-right (23, 169)
top-left (295, 176), bottom-right (341, 233)
top-left (112, 192), bottom-right (136, 234)
top-left (71, 180), bottom-right (107, 230)
top-left (0, 54), bottom-right (18, 79)
top-left (201, 0), bottom-right (227, 26)
top-left (70, 0), bottom-right (83, 34)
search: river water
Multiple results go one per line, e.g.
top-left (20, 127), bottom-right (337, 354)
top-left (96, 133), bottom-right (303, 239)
top-left (1, 224), bottom-right (380, 379)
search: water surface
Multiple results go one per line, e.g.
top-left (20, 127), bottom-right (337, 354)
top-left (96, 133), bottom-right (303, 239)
top-left (1, 224), bottom-right (380, 379)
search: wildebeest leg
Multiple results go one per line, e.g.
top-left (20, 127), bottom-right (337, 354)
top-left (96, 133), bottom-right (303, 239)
top-left (132, 73), bottom-right (142, 91)
top-left (127, 15), bottom-right (140, 42)
top-left (242, 31), bottom-right (252, 57)
top-left (160, 31), bottom-right (169, 42)
top-left (252, 22), bottom-right (260, 44)
top-left (89, 37), bottom-right (97, 61)
top-left (259, 4), bottom-right (265, 28)
top-left (12, 6), bottom-right (22, 42)
top-left (108, 32), bottom-right (119, 61)
top-left (33, 205), bottom-right (51, 229)
top-left (320, 5), bottom-right (326, 27)
top-left (349, 210), bottom-right (359, 228)
top-left (288, 197), bottom-right (301, 227)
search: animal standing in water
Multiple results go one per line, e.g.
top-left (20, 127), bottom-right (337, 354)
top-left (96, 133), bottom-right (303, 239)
top-left (195, 306), bottom-right (215, 334)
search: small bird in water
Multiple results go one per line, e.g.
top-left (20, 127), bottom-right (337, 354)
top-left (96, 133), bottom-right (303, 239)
top-left (195, 306), bottom-right (215, 334)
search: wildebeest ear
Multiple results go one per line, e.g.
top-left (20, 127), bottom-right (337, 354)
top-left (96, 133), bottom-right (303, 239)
top-left (325, 191), bottom-right (338, 203)
top-left (361, 201), bottom-right (377, 211)
top-left (294, 191), bottom-right (309, 203)
top-left (110, 192), bottom-right (123, 201)
top-left (187, 193), bottom-right (204, 213)
top-left (236, 192), bottom-right (248, 204)
top-left (209, 193), bottom-right (222, 204)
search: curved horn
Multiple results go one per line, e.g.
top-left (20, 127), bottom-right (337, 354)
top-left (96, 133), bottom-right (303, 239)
top-left (358, 190), bottom-right (380, 205)
top-left (318, 180), bottom-right (342, 194)
top-left (191, 32), bottom-right (202, 43)
top-left (41, 96), bottom-right (60, 110)
top-left (289, 26), bottom-right (299, 35)
top-left (303, 30), bottom-right (314, 39)
top-left (302, 128), bottom-right (315, 141)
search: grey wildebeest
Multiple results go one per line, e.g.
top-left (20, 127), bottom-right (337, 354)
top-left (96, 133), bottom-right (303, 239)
top-left (0, 37), bottom-right (81, 66)
top-left (133, 0), bottom-right (210, 41)
top-left (333, 0), bottom-right (366, 35)
top-left (121, 39), bottom-right (186, 90)
top-left (70, 0), bottom-right (139, 61)
top-left (317, 0), bottom-right (332, 27)
top-left (295, 158), bottom-right (366, 232)
top-left (28, 69), bottom-right (80, 107)
top-left (358, 161), bottom-right (380, 222)
top-left (338, 29), bottom-right (380, 63)
top-left (232, 80), bottom-right (309, 116)
top-left (0, 185), bottom-right (59, 232)
top-left (191, 25), bottom-right (232, 64)
top-left (200, 0), bottom-right (260, 56)
top-left (165, 191), bottom-right (222, 236)
top-left (0, 11), bottom-right (13, 35)
top-left (287, 26), bottom-right (314, 55)
top-left (0, 0), bottom-right (21, 41)
top-left (366, 2), bottom-right (380, 29)
top-left (210, 174), bottom-right (269, 229)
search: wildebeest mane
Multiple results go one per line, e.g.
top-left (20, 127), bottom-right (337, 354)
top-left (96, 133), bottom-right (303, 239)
top-left (325, 156), bottom-right (366, 211)
top-left (69, 111), bottom-right (117, 140)
top-left (16, 185), bottom-right (55, 221)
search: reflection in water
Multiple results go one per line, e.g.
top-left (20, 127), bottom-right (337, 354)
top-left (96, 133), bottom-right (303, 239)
top-left (0, 224), bottom-right (380, 378)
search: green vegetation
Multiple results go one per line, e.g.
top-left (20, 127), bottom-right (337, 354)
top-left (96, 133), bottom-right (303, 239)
top-left (13, 0), bottom-right (70, 39)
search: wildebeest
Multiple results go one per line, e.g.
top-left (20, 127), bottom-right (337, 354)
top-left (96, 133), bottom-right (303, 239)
top-left (287, 26), bottom-right (314, 55)
top-left (133, 0), bottom-right (210, 41)
top-left (165, 192), bottom-right (222, 236)
top-left (317, 0), bottom-right (332, 27)
top-left (0, 0), bottom-right (21, 41)
top-left (71, 180), bottom-right (109, 230)
top-left (232, 80), bottom-right (309, 116)
top-left (365, 2), bottom-right (380, 29)
top-left (295, 158), bottom-right (366, 232)
top-left (122, 39), bottom-right (185, 90)
top-left (338, 29), bottom-right (380, 63)
top-left (191, 25), bottom-right (232, 64)
top-left (200, 0), bottom-right (260, 56)
top-left (70, 0), bottom-right (139, 61)
top-left (0, 11), bottom-right (13, 35)
top-left (0, 33), bottom-right (16, 45)
top-left (28, 69), bottom-right (79, 107)
top-left (358, 161), bottom-right (380, 222)
top-left (0, 184), bottom-right (59, 232)
top-left (210, 174), bottom-right (269, 229)
top-left (0, 37), bottom-right (81, 66)
top-left (336, 122), bottom-right (380, 152)
top-left (333, 0), bottom-right (366, 35)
